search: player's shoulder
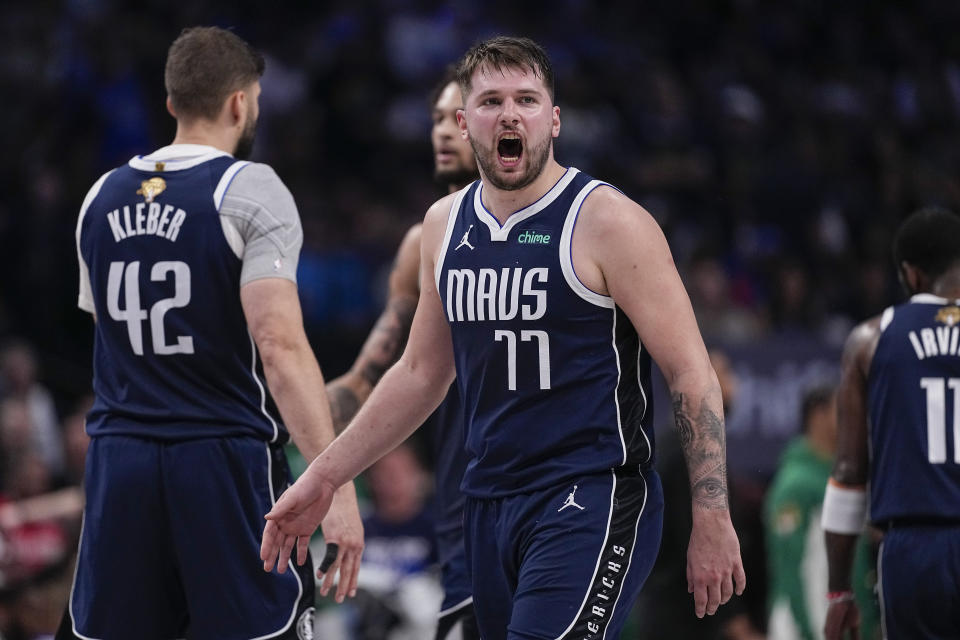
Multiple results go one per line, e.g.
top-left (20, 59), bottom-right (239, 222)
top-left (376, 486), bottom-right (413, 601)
top-left (579, 183), bottom-right (658, 233)
top-left (224, 161), bottom-right (284, 191)
top-left (842, 314), bottom-right (883, 372)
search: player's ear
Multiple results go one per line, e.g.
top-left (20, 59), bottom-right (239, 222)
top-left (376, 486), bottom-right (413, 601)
top-left (552, 105), bottom-right (561, 138)
top-left (225, 89), bottom-right (245, 126)
top-left (457, 109), bottom-right (469, 140)
top-left (899, 261), bottom-right (925, 295)
top-left (166, 96), bottom-right (177, 119)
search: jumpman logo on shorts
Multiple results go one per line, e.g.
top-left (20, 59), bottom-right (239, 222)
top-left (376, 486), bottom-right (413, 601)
top-left (455, 225), bottom-right (475, 251)
top-left (558, 485), bottom-right (585, 512)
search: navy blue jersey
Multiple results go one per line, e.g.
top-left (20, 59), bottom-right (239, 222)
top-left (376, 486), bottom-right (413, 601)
top-left (436, 168), bottom-right (654, 498)
top-left (868, 294), bottom-right (960, 524)
top-left (77, 153), bottom-right (284, 442)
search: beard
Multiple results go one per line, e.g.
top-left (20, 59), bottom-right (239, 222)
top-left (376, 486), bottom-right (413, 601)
top-left (470, 131), bottom-right (551, 192)
top-left (234, 115), bottom-right (257, 160)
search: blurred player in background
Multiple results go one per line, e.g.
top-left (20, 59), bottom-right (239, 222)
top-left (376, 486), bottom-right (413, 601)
top-left (63, 26), bottom-right (362, 640)
top-left (263, 36), bottom-right (744, 639)
top-left (824, 207), bottom-right (960, 640)
top-left (324, 66), bottom-right (480, 639)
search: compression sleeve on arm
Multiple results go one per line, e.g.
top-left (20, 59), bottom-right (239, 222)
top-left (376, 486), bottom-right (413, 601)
top-left (218, 163), bottom-right (304, 285)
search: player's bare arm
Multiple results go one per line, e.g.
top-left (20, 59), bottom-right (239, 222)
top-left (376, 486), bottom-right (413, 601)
top-left (241, 278), bottom-right (364, 602)
top-left (325, 225), bottom-right (421, 432)
top-left (261, 195), bottom-right (457, 571)
top-left (823, 317), bottom-right (879, 640)
top-left (573, 186), bottom-right (745, 618)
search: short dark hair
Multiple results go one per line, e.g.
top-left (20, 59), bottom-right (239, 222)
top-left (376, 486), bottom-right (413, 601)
top-left (165, 26), bottom-right (265, 121)
top-left (455, 36), bottom-right (555, 102)
top-left (893, 207), bottom-right (960, 281)
top-left (429, 64), bottom-right (459, 109)
top-left (801, 385), bottom-right (835, 434)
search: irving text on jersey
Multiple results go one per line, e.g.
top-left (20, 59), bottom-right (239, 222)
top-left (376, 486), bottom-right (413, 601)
top-left (908, 325), bottom-right (960, 360)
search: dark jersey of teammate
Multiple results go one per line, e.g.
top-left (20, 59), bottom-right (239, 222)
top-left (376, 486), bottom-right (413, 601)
top-left (76, 151), bottom-right (284, 442)
top-left (436, 168), bottom-right (654, 498)
top-left (868, 294), bottom-right (960, 525)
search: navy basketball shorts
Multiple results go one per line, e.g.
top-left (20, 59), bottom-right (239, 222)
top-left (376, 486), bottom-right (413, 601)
top-left (60, 435), bottom-right (315, 640)
top-left (436, 525), bottom-right (479, 640)
top-left (878, 524), bottom-right (960, 639)
top-left (464, 469), bottom-right (663, 640)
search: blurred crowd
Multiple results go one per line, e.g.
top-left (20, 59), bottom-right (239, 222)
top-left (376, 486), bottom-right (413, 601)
top-left (1, 0), bottom-right (957, 637)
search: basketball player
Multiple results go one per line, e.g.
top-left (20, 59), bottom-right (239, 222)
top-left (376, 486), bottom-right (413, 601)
top-left (63, 27), bottom-right (363, 640)
top-left (823, 207), bottom-right (960, 640)
top-left (262, 36), bottom-right (744, 639)
top-left (324, 68), bottom-right (480, 639)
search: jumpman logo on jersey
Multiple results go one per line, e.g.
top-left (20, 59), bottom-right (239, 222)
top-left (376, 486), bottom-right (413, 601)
top-left (455, 225), bottom-right (475, 251)
top-left (558, 485), bottom-right (585, 512)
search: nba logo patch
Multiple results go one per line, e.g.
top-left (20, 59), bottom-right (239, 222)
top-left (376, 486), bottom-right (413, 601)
top-left (296, 607), bottom-right (315, 640)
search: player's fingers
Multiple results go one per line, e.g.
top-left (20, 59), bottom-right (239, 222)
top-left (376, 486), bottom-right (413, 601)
top-left (686, 562), bottom-right (693, 594)
top-left (296, 535), bottom-right (310, 567)
top-left (733, 560), bottom-right (746, 595)
top-left (277, 532), bottom-right (296, 574)
top-left (705, 581), bottom-right (722, 616)
top-left (720, 572), bottom-right (734, 605)
top-left (694, 582), bottom-right (708, 618)
top-left (318, 543), bottom-right (341, 597)
top-left (336, 546), bottom-right (361, 602)
top-left (261, 520), bottom-right (280, 572)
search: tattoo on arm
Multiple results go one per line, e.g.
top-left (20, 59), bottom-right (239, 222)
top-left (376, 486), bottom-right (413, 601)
top-left (358, 296), bottom-right (417, 387)
top-left (672, 391), bottom-right (729, 511)
top-left (327, 385), bottom-right (360, 434)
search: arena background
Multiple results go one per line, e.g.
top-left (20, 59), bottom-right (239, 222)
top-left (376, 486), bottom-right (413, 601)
top-left (1, 0), bottom-right (958, 637)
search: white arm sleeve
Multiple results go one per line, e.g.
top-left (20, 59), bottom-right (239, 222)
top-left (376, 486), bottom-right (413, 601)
top-left (217, 163), bottom-right (304, 285)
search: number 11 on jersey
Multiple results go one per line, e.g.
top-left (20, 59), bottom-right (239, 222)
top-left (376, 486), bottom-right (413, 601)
top-left (494, 329), bottom-right (551, 391)
top-left (921, 377), bottom-right (960, 464)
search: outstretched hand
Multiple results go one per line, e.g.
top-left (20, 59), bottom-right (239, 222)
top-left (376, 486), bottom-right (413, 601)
top-left (260, 471), bottom-right (337, 574)
top-left (687, 511), bottom-right (746, 618)
top-left (317, 484), bottom-right (364, 602)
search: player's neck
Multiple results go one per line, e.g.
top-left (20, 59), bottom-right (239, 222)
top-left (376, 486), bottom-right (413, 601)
top-left (931, 269), bottom-right (960, 300)
top-left (171, 122), bottom-right (238, 157)
top-left (480, 160), bottom-right (567, 224)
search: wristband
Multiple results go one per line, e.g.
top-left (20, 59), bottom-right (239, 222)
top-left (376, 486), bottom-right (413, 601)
top-left (827, 590), bottom-right (855, 604)
top-left (822, 479), bottom-right (867, 534)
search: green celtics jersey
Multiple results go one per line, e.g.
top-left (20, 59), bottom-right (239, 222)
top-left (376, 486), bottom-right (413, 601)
top-left (764, 438), bottom-right (879, 640)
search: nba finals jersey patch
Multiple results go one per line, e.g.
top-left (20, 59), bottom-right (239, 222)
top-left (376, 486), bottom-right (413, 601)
top-left (935, 306), bottom-right (960, 327)
top-left (136, 177), bottom-right (166, 203)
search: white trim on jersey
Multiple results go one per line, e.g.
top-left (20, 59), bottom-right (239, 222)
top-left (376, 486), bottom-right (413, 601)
top-left (438, 595), bottom-right (475, 618)
top-left (76, 169), bottom-right (115, 314)
top-left (635, 343), bottom-right (652, 464)
top-left (214, 161), bottom-right (252, 258)
top-left (256, 443), bottom-right (306, 640)
top-left (67, 515), bottom-right (101, 640)
top-left (554, 470), bottom-right (618, 639)
top-left (911, 292), bottom-right (960, 305)
top-left (248, 331), bottom-right (280, 443)
top-left (473, 167), bottom-right (580, 242)
top-left (128, 143), bottom-right (231, 172)
top-left (880, 306), bottom-right (895, 332)
top-left (214, 160), bottom-right (252, 211)
top-left (877, 539), bottom-right (888, 640)
top-left (435, 185), bottom-right (473, 291)
top-left (611, 310), bottom-right (629, 465)
top-left (559, 180), bottom-right (615, 309)
top-left (601, 473), bottom-right (647, 640)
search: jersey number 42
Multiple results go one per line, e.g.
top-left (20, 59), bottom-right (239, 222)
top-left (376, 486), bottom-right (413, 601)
top-left (106, 260), bottom-right (194, 356)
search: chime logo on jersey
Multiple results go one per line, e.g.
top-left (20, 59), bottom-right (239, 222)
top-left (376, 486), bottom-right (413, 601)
top-left (517, 229), bottom-right (551, 245)
top-left (136, 177), bottom-right (166, 203)
top-left (445, 267), bottom-right (548, 322)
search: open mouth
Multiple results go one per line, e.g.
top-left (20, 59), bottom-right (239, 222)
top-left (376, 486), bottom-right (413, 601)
top-left (497, 134), bottom-right (523, 165)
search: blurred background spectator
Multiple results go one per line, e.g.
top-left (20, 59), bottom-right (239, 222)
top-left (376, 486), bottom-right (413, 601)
top-left (2, 0), bottom-right (959, 637)
top-left (764, 385), bottom-right (880, 640)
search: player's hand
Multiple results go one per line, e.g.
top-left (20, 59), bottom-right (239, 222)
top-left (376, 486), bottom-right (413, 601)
top-left (687, 510), bottom-right (746, 618)
top-left (318, 482), bottom-right (364, 603)
top-left (824, 598), bottom-right (860, 640)
top-left (260, 469), bottom-right (336, 574)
